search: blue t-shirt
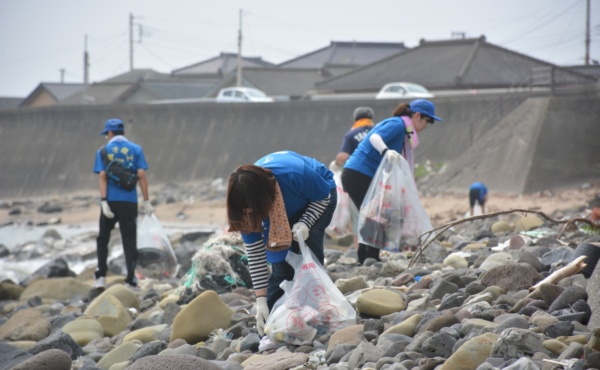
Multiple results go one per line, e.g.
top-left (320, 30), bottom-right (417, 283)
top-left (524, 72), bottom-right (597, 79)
top-left (344, 116), bottom-right (406, 178)
top-left (470, 182), bottom-right (488, 202)
top-left (241, 151), bottom-right (335, 263)
top-left (93, 136), bottom-right (148, 203)
top-left (339, 126), bottom-right (373, 155)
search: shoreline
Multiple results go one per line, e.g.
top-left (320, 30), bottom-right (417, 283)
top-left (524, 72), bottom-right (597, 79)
top-left (1, 182), bottom-right (598, 233)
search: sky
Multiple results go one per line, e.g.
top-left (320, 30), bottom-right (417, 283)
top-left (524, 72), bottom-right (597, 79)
top-left (1, 0), bottom-right (598, 97)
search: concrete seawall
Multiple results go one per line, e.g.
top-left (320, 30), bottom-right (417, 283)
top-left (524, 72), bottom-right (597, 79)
top-left (0, 93), bottom-right (597, 198)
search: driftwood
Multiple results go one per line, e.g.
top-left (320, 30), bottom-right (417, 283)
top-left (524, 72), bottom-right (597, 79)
top-left (409, 209), bottom-right (599, 268)
top-left (530, 255), bottom-right (587, 291)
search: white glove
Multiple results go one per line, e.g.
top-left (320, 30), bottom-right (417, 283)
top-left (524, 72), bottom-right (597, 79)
top-left (292, 222), bottom-right (309, 241)
top-left (329, 160), bottom-right (342, 173)
top-left (143, 200), bottom-right (154, 215)
top-left (255, 296), bottom-right (269, 336)
top-left (385, 149), bottom-right (401, 163)
top-left (101, 200), bottom-right (114, 219)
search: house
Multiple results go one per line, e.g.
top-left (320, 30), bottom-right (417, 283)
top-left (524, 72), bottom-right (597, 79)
top-left (20, 83), bottom-right (84, 108)
top-left (0, 97), bottom-right (23, 110)
top-left (60, 69), bottom-right (217, 105)
top-left (210, 41), bottom-right (408, 100)
top-left (278, 41), bottom-right (408, 71)
top-left (207, 67), bottom-right (329, 100)
top-left (172, 52), bottom-right (274, 78)
top-left (315, 36), bottom-right (597, 94)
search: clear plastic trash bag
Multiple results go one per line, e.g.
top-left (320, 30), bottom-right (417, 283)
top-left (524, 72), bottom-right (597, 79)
top-left (136, 214), bottom-right (178, 279)
top-left (264, 233), bottom-right (356, 345)
top-left (358, 153), bottom-right (432, 251)
top-left (326, 169), bottom-right (352, 238)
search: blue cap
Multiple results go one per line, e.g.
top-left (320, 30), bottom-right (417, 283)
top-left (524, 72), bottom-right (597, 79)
top-left (410, 99), bottom-right (442, 121)
top-left (100, 118), bottom-right (125, 135)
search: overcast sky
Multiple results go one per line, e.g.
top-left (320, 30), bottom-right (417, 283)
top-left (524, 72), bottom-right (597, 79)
top-left (1, 0), bottom-right (598, 97)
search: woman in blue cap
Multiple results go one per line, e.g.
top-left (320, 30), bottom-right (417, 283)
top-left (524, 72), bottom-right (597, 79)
top-left (341, 99), bottom-right (441, 264)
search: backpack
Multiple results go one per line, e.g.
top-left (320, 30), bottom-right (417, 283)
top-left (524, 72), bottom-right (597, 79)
top-left (100, 146), bottom-right (138, 191)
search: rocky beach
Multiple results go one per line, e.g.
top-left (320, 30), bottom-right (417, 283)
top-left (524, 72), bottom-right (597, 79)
top-left (1, 181), bottom-right (600, 370)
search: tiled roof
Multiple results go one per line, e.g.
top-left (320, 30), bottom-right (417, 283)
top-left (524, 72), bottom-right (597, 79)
top-left (172, 52), bottom-right (274, 76)
top-left (20, 83), bottom-right (84, 107)
top-left (100, 69), bottom-right (172, 84)
top-left (316, 37), bottom-right (596, 92)
top-left (564, 65), bottom-right (600, 81)
top-left (279, 41), bottom-right (407, 69)
top-left (0, 97), bottom-right (22, 110)
top-left (59, 84), bottom-right (134, 105)
top-left (128, 81), bottom-right (218, 101)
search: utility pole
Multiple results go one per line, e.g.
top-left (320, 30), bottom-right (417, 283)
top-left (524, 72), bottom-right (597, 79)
top-left (585, 0), bottom-right (590, 65)
top-left (83, 35), bottom-right (89, 104)
top-left (60, 69), bottom-right (65, 83)
top-left (129, 13), bottom-right (134, 70)
top-left (236, 9), bottom-right (243, 87)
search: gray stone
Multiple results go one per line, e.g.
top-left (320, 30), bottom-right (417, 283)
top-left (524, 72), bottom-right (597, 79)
top-left (326, 344), bottom-right (357, 365)
top-left (544, 321), bottom-right (574, 338)
top-left (494, 315), bottom-right (530, 334)
top-left (11, 349), bottom-right (71, 370)
top-left (0, 342), bottom-right (33, 370)
top-left (548, 285), bottom-right (588, 313)
top-left (162, 301), bottom-right (181, 325)
top-left (439, 291), bottom-right (469, 310)
top-left (239, 333), bottom-right (260, 352)
top-left (422, 331), bottom-right (457, 358)
top-left (29, 332), bottom-right (84, 359)
top-left (429, 278), bottom-right (459, 301)
top-left (126, 354), bottom-right (224, 370)
top-left (347, 341), bottom-right (384, 370)
top-left (129, 341), bottom-right (168, 364)
top-left (479, 263), bottom-right (544, 292)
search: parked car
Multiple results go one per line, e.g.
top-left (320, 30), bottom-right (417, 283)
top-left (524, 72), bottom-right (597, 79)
top-left (375, 82), bottom-right (434, 99)
top-left (216, 87), bottom-right (274, 103)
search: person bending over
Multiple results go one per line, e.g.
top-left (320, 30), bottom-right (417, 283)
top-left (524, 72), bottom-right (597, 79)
top-left (226, 151), bottom-right (336, 338)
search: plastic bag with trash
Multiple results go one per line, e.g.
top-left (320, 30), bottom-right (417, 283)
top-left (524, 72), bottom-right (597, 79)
top-left (358, 152), bottom-right (432, 251)
top-left (136, 214), bottom-right (178, 279)
top-left (264, 231), bottom-right (356, 345)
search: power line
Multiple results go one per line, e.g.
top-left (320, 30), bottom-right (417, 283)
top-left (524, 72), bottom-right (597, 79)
top-left (499, 2), bottom-right (582, 46)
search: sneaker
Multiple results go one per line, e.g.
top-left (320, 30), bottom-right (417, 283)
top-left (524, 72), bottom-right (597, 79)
top-left (124, 282), bottom-right (140, 291)
top-left (93, 276), bottom-right (106, 289)
top-left (258, 335), bottom-right (276, 352)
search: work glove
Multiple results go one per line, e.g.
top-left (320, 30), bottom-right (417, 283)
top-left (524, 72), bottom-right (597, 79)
top-left (255, 296), bottom-right (269, 336)
top-left (385, 149), bottom-right (402, 163)
top-left (292, 222), bottom-right (309, 241)
top-left (329, 160), bottom-right (342, 173)
top-left (101, 200), bottom-right (114, 219)
top-left (143, 200), bottom-right (154, 216)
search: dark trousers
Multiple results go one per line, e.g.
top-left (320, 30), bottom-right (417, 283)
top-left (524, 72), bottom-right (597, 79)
top-left (469, 188), bottom-right (485, 208)
top-left (266, 188), bottom-right (337, 310)
top-left (341, 168), bottom-right (381, 264)
top-left (96, 201), bottom-right (138, 285)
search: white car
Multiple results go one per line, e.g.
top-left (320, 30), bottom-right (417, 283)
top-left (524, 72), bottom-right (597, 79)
top-left (375, 82), bottom-right (434, 99)
top-left (215, 87), bottom-right (274, 103)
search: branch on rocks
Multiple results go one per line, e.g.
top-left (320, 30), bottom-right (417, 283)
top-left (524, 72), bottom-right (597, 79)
top-left (408, 209), bottom-right (599, 268)
top-left (529, 255), bottom-right (587, 291)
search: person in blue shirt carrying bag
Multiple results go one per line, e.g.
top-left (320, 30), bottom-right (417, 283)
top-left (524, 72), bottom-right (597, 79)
top-left (341, 99), bottom-right (442, 265)
top-left (226, 151), bottom-right (336, 342)
top-left (92, 118), bottom-right (153, 289)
